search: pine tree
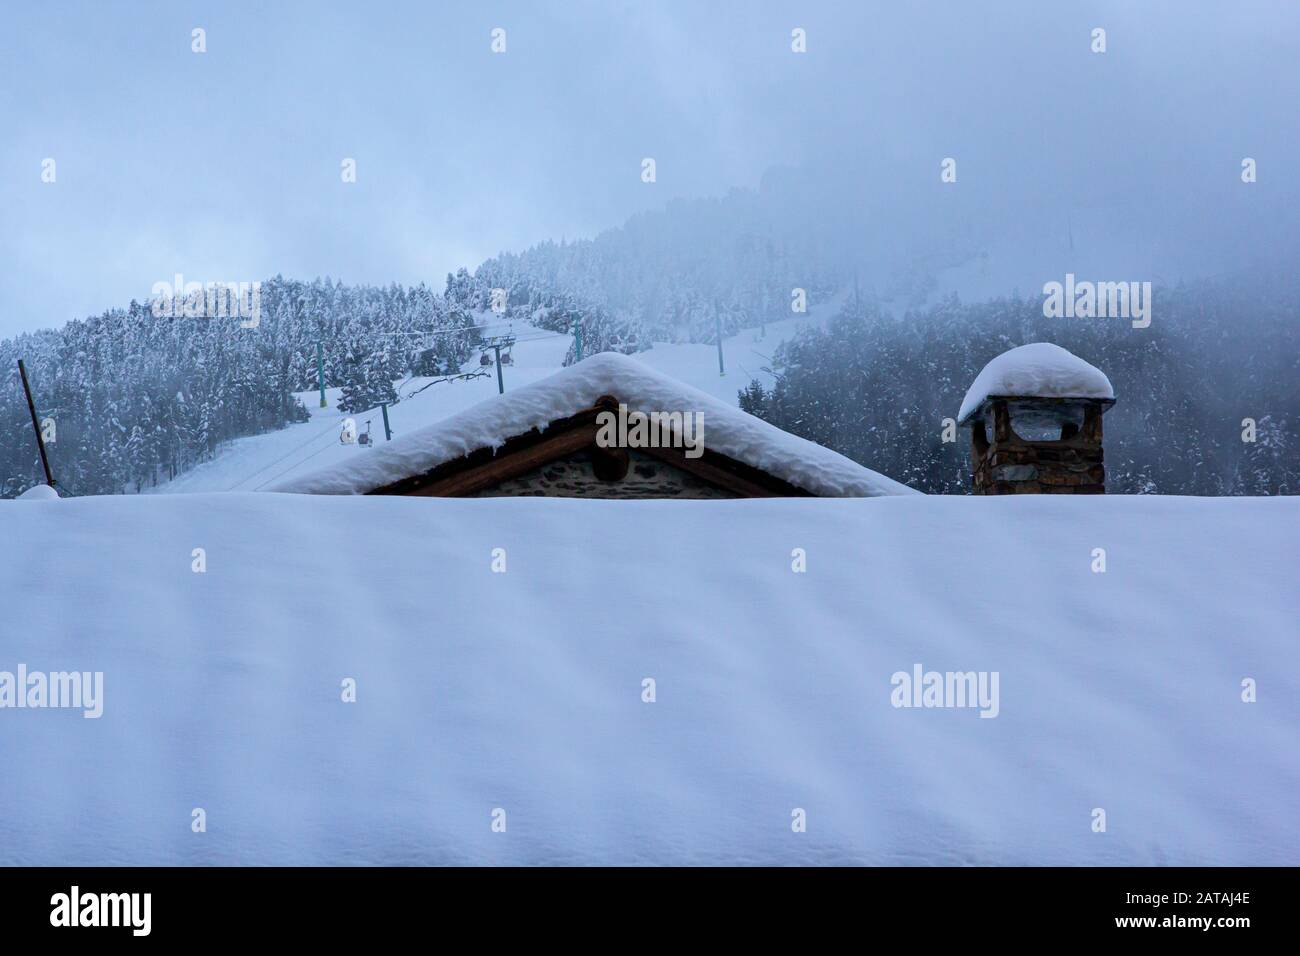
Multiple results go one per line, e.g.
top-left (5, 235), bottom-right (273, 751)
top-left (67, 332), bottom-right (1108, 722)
top-left (337, 342), bottom-right (397, 414)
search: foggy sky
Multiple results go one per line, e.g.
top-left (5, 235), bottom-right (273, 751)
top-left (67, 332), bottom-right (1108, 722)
top-left (2, 0), bottom-right (1297, 339)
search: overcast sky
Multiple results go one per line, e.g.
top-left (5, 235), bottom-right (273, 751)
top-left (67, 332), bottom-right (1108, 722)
top-left (2, 1), bottom-right (1297, 339)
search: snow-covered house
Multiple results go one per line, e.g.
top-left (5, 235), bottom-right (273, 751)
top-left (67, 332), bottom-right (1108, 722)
top-left (274, 352), bottom-right (916, 498)
top-left (958, 343), bottom-right (1115, 495)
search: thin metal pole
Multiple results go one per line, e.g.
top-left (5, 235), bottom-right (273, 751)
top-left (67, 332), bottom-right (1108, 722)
top-left (17, 359), bottom-right (55, 486)
top-left (380, 402), bottom-right (392, 441)
top-left (316, 341), bottom-right (327, 407)
top-left (714, 307), bottom-right (725, 377)
top-left (493, 345), bottom-right (504, 394)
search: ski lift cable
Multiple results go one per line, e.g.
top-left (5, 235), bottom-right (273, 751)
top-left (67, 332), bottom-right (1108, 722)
top-left (251, 438), bottom-right (340, 492)
top-left (245, 393), bottom-right (396, 492)
top-left (224, 418), bottom-right (344, 491)
top-left (377, 321), bottom-right (516, 338)
top-left (379, 323), bottom-right (568, 343)
top-left (250, 380), bottom-right (447, 490)
top-left (494, 331), bottom-right (568, 344)
top-left (229, 361), bottom-right (476, 493)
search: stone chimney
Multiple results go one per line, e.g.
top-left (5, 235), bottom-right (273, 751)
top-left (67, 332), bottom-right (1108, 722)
top-left (958, 343), bottom-right (1115, 495)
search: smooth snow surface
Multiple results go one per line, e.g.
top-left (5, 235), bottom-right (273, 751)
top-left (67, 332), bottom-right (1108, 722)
top-left (15, 483), bottom-right (59, 500)
top-left (274, 352), bottom-right (916, 498)
top-left (958, 343), bottom-right (1114, 424)
top-left (1, 492), bottom-right (1296, 865)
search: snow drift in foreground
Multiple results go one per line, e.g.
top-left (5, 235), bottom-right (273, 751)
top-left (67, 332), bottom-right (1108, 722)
top-left (15, 483), bottom-right (59, 500)
top-left (958, 343), bottom-right (1114, 424)
top-left (274, 352), bottom-right (917, 498)
top-left (1, 493), bottom-right (1296, 865)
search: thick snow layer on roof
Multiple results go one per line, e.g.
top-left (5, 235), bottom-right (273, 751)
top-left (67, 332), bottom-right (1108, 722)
top-left (273, 351), bottom-right (917, 497)
top-left (958, 343), bottom-right (1114, 424)
top-left (1, 492), bottom-right (1296, 865)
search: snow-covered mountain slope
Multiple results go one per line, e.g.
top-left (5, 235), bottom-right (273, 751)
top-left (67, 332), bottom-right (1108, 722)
top-left (147, 295), bottom-right (845, 495)
top-left (2, 492), bottom-right (1296, 865)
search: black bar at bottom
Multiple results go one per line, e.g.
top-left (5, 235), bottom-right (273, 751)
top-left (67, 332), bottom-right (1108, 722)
top-left (0, 866), bottom-right (1284, 942)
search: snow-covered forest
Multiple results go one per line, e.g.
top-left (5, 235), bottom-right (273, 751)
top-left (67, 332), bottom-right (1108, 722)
top-left (0, 276), bottom-right (489, 496)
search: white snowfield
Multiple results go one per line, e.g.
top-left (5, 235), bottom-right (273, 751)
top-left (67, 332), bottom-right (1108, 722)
top-left (958, 343), bottom-right (1114, 424)
top-left (273, 352), bottom-right (917, 498)
top-left (1, 492), bottom-right (1296, 866)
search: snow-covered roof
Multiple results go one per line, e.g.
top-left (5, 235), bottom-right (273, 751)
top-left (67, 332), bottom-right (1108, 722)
top-left (274, 351), bottom-right (917, 497)
top-left (958, 343), bottom-right (1114, 425)
top-left (2, 491), bottom-right (1296, 864)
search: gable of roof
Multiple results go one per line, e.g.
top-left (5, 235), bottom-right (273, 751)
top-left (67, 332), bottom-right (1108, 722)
top-left (272, 352), bottom-right (918, 497)
top-left (364, 395), bottom-right (814, 498)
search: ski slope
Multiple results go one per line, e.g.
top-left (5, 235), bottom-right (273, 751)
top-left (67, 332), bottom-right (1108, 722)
top-left (149, 296), bottom-right (844, 495)
top-left (2, 491), bottom-right (1296, 865)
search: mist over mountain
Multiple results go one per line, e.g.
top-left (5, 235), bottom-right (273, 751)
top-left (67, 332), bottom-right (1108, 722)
top-left (6, 2), bottom-right (1298, 339)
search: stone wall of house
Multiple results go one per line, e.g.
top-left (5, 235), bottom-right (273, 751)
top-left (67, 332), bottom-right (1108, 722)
top-left (467, 449), bottom-right (737, 499)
